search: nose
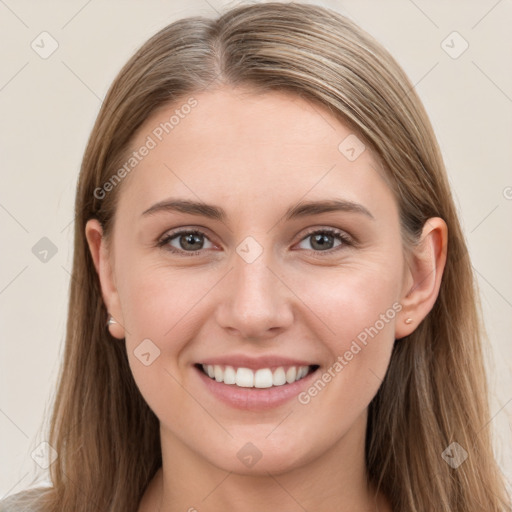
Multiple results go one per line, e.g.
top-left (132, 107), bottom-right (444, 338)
top-left (214, 248), bottom-right (294, 341)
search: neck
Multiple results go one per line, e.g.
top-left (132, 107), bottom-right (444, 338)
top-left (141, 411), bottom-right (391, 512)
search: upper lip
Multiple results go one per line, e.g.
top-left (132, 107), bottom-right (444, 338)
top-left (197, 355), bottom-right (318, 371)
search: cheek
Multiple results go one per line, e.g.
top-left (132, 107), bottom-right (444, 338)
top-left (119, 263), bottom-right (213, 340)
top-left (291, 263), bottom-right (400, 403)
top-left (120, 266), bottom-right (217, 407)
top-left (291, 265), bottom-right (400, 422)
top-left (292, 260), bottom-right (401, 346)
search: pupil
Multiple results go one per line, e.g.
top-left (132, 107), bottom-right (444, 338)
top-left (182, 233), bottom-right (202, 250)
top-left (312, 233), bottom-right (333, 251)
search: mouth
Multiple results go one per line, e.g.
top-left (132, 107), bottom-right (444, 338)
top-left (195, 363), bottom-right (320, 389)
top-left (193, 360), bottom-right (321, 410)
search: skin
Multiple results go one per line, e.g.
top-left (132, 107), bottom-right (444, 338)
top-left (86, 86), bottom-right (447, 512)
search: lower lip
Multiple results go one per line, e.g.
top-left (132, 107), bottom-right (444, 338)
top-left (195, 365), bottom-right (319, 410)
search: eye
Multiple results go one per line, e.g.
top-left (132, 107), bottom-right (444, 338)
top-left (295, 228), bottom-right (352, 253)
top-left (157, 227), bottom-right (353, 257)
top-left (157, 229), bottom-right (215, 255)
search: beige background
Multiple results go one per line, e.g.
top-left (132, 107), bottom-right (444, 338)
top-left (1, 0), bottom-right (511, 498)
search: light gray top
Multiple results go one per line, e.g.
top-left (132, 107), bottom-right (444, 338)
top-left (0, 487), bottom-right (48, 512)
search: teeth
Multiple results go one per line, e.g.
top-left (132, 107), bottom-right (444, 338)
top-left (201, 364), bottom-right (312, 388)
top-left (236, 367), bottom-right (254, 387)
top-left (286, 366), bottom-right (297, 383)
top-left (254, 368), bottom-right (273, 388)
top-left (272, 367), bottom-right (286, 386)
top-left (223, 365), bottom-right (236, 385)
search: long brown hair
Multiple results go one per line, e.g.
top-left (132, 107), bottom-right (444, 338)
top-left (15, 2), bottom-right (511, 511)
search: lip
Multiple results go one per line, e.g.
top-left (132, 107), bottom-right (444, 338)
top-left (197, 355), bottom-right (317, 371)
top-left (194, 363), bottom-right (320, 410)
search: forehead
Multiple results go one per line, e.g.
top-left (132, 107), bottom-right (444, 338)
top-left (115, 86), bottom-right (396, 223)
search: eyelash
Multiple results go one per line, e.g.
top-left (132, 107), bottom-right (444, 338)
top-left (156, 227), bottom-right (354, 257)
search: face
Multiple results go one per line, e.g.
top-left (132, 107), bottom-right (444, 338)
top-left (89, 86), bottom-right (412, 475)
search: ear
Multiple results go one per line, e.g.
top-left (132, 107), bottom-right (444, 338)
top-left (85, 219), bottom-right (126, 339)
top-left (395, 217), bottom-right (448, 340)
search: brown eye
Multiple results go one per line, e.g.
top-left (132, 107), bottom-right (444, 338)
top-left (175, 232), bottom-right (205, 251)
top-left (296, 228), bottom-right (352, 253)
top-left (158, 230), bottom-right (214, 255)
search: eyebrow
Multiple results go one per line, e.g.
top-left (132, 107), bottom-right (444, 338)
top-left (141, 198), bottom-right (375, 222)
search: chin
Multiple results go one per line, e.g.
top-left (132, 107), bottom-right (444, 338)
top-left (202, 438), bottom-right (314, 477)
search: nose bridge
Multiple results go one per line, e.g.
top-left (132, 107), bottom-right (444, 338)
top-left (233, 243), bottom-right (279, 315)
top-left (235, 250), bottom-right (273, 303)
top-left (215, 236), bottom-right (293, 338)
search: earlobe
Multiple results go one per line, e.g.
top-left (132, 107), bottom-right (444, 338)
top-left (85, 219), bottom-right (126, 339)
top-left (395, 217), bottom-right (448, 340)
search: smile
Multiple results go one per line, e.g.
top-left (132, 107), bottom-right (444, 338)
top-left (194, 356), bottom-right (321, 410)
top-left (198, 363), bottom-right (319, 389)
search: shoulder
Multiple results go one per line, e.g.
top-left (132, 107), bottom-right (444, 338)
top-left (0, 487), bottom-right (50, 512)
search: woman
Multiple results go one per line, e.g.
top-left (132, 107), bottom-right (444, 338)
top-left (1, 2), bottom-right (510, 511)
